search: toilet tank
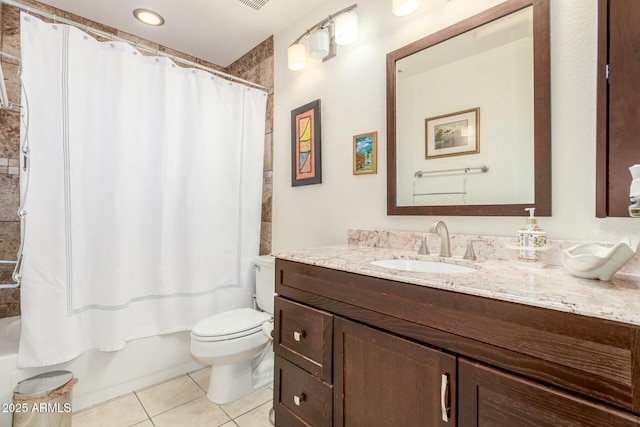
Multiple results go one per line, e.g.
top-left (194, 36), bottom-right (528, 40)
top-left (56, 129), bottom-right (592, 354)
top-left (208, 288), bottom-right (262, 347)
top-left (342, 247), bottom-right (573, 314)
top-left (254, 255), bottom-right (275, 314)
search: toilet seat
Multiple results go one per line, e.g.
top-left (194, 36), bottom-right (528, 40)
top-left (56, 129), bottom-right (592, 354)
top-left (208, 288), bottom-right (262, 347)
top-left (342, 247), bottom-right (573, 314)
top-left (191, 308), bottom-right (271, 342)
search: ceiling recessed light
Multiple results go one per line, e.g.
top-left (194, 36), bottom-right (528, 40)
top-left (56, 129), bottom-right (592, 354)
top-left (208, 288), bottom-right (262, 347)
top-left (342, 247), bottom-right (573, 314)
top-left (133, 8), bottom-right (165, 26)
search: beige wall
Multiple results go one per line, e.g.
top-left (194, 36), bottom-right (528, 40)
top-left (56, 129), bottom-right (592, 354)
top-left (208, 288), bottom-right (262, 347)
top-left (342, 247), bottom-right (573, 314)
top-left (0, 1), bottom-right (273, 318)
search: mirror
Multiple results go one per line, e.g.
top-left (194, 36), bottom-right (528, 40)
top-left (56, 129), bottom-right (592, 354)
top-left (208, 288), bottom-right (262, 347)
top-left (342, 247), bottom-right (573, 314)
top-left (386, 0), bottom-right (551, 216)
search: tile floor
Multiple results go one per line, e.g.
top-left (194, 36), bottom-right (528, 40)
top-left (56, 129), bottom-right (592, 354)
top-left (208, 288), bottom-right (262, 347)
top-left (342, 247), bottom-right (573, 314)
top-left (72, 367), bottom-right (274, 427)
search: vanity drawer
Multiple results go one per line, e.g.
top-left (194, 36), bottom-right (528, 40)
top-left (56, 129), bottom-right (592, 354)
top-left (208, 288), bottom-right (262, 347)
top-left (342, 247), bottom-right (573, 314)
top-left (274, 296), bottom-right (333, 381)
top-left (274, 355), bottom-right (333, 427)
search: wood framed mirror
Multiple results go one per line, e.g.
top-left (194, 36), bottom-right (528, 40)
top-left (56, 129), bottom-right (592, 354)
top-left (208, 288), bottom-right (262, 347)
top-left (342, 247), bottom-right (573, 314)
top-left (386, 0), bottom-right (551, 216)
top-left (596, 0), bottom-right (640, 218)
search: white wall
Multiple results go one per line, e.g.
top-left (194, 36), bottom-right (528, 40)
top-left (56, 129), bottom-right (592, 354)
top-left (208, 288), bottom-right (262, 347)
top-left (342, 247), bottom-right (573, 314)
top-left (273, 0), bottom-right (634, 251)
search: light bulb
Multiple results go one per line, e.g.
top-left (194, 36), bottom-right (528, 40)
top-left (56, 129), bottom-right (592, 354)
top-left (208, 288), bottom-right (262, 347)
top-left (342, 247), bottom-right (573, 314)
top-left (309, 27), bottom-right (330, 59)
top-left (288, 43), bottom-right (306, 71)
top-left (335, 11), bottom-right (358, 46)
top-left (392, 0), bottom-right (422, 17)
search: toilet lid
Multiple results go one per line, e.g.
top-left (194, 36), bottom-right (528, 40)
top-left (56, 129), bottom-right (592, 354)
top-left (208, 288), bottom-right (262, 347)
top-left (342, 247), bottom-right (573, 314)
top-left (192, 308), bottom-right (271, 340)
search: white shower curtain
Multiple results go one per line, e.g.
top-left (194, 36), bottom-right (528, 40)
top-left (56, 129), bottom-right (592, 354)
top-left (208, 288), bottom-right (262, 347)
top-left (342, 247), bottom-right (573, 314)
top-left (18, 14), bottom-right (267, 367)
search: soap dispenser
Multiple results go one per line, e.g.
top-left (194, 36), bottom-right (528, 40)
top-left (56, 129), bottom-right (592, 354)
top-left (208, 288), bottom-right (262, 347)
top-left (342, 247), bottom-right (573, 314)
top-left (518, 208), bottom-right (547, 262)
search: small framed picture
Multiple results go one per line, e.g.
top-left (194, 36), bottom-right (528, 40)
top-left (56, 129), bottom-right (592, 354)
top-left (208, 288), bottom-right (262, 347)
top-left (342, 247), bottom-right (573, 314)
top-left (425, 108), bottom-right (480, 159)
top-left (291, 99), bottom-right (322, 186)
top-left (353, 131), bottom-right (377, 175)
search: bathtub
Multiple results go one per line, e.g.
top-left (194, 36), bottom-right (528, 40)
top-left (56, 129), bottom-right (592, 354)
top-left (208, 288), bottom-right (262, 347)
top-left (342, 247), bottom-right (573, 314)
top-left (0, 316), bottom-right (203, 425)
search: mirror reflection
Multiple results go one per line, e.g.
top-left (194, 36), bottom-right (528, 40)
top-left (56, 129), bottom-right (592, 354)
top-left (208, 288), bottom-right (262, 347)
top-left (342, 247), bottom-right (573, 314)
top-left (387, 0), bottom-right (551, 217)
top-left (395, 7), bottom-right (534, 207)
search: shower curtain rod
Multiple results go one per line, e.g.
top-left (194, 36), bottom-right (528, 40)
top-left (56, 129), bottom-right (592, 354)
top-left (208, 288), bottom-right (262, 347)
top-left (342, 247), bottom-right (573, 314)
top-left (1, 0), bottom-right (270, 92)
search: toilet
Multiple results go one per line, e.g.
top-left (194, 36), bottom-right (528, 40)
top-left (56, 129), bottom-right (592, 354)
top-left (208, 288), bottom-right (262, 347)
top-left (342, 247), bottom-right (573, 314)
top-left (190, 255), bottom-right (275, 404)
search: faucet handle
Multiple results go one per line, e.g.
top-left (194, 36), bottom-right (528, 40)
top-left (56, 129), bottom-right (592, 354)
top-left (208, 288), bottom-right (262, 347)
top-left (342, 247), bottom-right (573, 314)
top-left (464, 240), bottom-right (478, 261)
top-left (418, 236), bottom-right (430, 255)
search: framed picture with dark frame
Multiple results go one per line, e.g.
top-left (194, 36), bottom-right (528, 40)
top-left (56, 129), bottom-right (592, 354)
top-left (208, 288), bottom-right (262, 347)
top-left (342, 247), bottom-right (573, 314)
top-left (425, 107), bottom-right (480, 159)
top-left (291, 99), bottom-right (322, 186)
top-left (353, 131), bottom-right (377, 175)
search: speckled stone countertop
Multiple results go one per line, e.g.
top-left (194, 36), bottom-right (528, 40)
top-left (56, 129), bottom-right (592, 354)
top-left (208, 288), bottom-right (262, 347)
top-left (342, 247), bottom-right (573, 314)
top-left (273, 244), bottom-right (640, 327)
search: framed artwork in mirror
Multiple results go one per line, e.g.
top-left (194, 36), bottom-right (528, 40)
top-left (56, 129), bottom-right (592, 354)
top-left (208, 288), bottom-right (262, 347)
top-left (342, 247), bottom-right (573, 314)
top-left (291, 99), bottom-right (322, 187)
top-left (353, 131), bottom-right (378, 175)
top-left (425, 108), bottom-right (479, 159)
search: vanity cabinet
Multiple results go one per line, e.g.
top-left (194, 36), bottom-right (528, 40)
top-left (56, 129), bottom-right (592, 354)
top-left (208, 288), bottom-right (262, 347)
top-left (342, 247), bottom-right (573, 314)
top-left (273, 259), bottom-right (640, 426)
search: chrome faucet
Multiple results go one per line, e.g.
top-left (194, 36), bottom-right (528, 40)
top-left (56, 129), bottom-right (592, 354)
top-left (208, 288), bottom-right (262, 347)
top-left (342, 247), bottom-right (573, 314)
top-left (429, 220), bottom-right (452, 257)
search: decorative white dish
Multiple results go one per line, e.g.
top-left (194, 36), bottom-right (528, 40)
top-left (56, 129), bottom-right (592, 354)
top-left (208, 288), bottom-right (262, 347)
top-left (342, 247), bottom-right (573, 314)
top-left (561, 238), bottom-right (638, 281)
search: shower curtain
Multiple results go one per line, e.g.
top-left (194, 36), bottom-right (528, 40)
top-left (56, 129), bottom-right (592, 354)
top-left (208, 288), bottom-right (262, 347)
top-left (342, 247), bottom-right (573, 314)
top-left (18, 14), bottom-right (267, 367)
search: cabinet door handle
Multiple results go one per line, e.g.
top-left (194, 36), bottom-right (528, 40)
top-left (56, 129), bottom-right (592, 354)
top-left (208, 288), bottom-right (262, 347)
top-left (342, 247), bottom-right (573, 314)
top-left (293, 393), bottom-right (306, 406)
top-left (293, 330), bottom-right (306, 341)
top-left (441, 373), bottom-right (450, 423)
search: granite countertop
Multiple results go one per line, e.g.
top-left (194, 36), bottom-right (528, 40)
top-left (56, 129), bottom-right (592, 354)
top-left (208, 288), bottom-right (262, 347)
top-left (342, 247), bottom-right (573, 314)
top-left (273, 244), bottom-right (640, 327)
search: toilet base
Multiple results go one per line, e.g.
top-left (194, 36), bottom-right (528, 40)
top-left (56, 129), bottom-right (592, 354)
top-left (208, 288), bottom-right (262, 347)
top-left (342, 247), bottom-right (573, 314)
top-left (206, 351), bottom-right (274, 404)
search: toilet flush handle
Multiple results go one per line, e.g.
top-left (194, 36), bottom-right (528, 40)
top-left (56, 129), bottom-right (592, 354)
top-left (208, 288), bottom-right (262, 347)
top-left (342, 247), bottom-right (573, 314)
top-left (293, 330), bottom-right (306, 342)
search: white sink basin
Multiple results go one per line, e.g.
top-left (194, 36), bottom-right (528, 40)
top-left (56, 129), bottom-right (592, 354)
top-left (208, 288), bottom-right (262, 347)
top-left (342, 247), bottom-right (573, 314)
top-left (370, 259), bottom-right (477, 274)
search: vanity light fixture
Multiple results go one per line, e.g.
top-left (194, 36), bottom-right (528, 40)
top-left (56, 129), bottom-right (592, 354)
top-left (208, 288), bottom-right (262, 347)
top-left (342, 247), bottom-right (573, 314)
top-left (309, 27), bottom-right (331, 58)
top-left (287, 4), bottom-right (358, 71)
top-left (133, 8), bottom-right (165, 26)
top-left (392, 0), bottom-right (422, 17)
top-left (288, 43), bottom-right (306, 70)
top-left (334, 10), bottom-right (358, 45)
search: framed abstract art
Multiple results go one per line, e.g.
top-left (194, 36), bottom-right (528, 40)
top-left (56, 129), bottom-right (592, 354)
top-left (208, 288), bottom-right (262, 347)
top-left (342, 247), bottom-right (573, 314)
top-left (291, 99), bottom-right (322, 186)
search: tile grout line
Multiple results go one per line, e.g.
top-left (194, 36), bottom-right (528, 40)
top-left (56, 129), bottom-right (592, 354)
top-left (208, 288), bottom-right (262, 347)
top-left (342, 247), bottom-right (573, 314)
top-left (132, 391), bottom-right (153, 425)
top-left (75, 369), bottom-right (272, 426)
top-left (227, 398), bottom-right (273, 421)
top-left (186, 370), bottom-right (208, 394)
top-left (184, 370), bottom-right (272, 425)
top-left (138, 393), bottom-right (207, 421)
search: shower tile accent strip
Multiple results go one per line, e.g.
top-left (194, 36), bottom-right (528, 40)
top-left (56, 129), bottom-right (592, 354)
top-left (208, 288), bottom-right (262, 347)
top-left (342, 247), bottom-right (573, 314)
top-left (0, 158), bottom-right (19, 174)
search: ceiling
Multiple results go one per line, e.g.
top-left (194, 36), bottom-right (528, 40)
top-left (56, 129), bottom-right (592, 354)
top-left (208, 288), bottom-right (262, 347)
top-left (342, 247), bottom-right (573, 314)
top-left (35, 0), bottom-right (326, 67)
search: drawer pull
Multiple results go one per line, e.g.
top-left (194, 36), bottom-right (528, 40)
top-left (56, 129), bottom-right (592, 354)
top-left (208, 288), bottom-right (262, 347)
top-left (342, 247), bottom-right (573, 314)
top-left (441, 373), bottom-right (450, 423)
top-left (293, 393), bottom-right (306, 406)
top-left (293, 330), bottom-right (306, 342)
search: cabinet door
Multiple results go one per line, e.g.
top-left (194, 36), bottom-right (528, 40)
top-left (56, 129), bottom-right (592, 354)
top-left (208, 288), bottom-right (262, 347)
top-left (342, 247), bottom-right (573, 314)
top-left (334, 318), bottom-right (456, 427)
top-left (458, 358), bottom-right (640, 427)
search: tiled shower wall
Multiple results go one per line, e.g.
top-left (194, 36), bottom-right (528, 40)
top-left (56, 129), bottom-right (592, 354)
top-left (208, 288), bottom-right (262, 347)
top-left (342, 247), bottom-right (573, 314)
top-left (0, 1), bottom-right (274, 318)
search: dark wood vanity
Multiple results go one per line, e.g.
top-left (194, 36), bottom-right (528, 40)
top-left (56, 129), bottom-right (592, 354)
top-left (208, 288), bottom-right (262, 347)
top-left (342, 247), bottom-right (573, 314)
top-left (273, 258), bottom-right (640, 426)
